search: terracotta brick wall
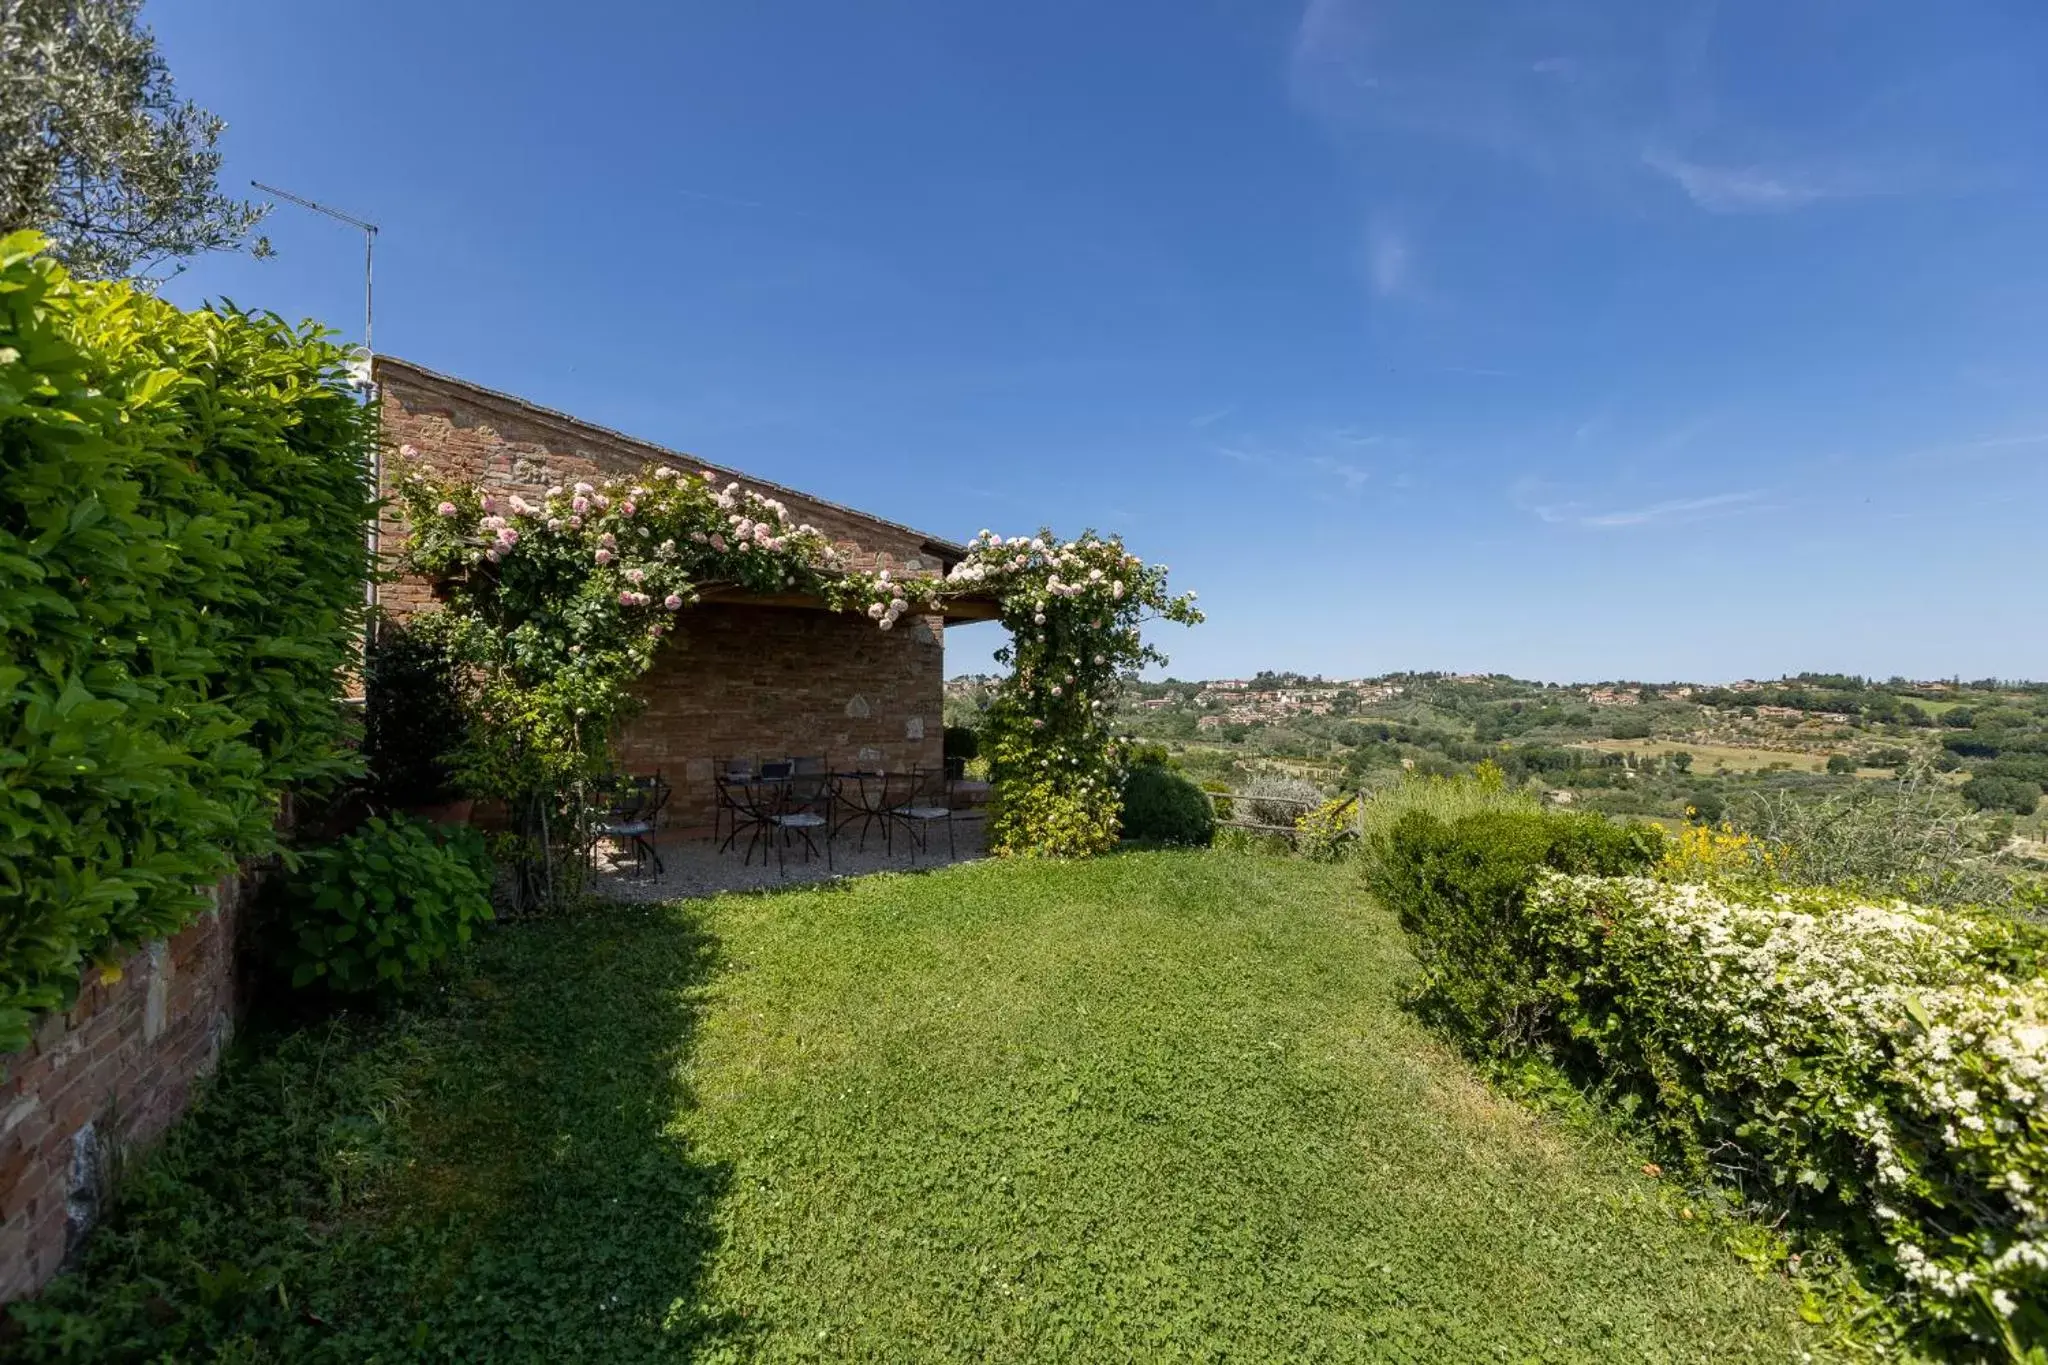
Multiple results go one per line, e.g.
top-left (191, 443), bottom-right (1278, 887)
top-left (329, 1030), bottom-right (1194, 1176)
top-left (0, 881), bottom-right (242, 1303)
top-left (622, 603), bottom-right (945, 830)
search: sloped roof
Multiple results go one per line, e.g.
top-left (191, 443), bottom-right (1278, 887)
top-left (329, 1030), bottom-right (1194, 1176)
top-left (372, 356), bottom-right (967, 563)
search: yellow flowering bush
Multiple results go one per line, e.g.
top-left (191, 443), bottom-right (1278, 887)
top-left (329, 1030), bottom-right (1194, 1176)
top-left (1657, 820), bottom-right (1773, 884)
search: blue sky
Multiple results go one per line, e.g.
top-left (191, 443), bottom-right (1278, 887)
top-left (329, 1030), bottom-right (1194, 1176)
top-left (150, 0), bottom-right (2048, 683)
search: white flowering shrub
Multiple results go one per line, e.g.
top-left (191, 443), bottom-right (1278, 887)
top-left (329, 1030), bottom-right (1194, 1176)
top-left (1526, 873), bottom-right (2048, 1350)
top-left (395, 467), bottom-right (1199, 869)
top-left (959, 530), bottom-right (1201, 856)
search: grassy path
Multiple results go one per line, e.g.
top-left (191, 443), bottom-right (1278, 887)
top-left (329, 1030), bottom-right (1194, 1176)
top-left (663, 852), bottom-right (1817, 1361)
top-left (14, 852), bottom-right (1828, 1362)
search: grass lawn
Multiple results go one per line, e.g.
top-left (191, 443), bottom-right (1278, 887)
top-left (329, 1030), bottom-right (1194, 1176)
top-left (12, 853), bottom-right (1832, 1363)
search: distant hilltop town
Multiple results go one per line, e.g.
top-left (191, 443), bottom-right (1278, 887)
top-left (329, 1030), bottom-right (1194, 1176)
top-left (1178, 680), bottom-right (1406, 729)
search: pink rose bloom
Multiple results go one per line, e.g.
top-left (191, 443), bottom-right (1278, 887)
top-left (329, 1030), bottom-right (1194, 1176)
top-left (548, 518), bottom-right (563, 532)
top-left (625, 568), bottom-right (646, 584)
top-left (709, 533), bottom-right (727, 551)
top-left (618, 591), bottom-right (636, 605)
top-left (485, 548), bottom-right (500, 562)
top-left (701, 468), bottom-right (718, 482)
top-left (572, 496), bottom-right (589, 513)
top-left (593, 494), bottom-right (611, 509)
top-left (599, 532), bottom-right (617, 548)
top-left (620, 501), bottom-right (636, 517)
top-left (567, 515), bottom-right (583, 529)
top-left (400, 444), bottom-right (419, 458)
top-left (436, 501), bottom-right (458, 517)
top-left (689, 531), bottom-right (708, 544)
top-left (480, 495), bottom-right (497, 513)
top-left (497, 528), bottom-right (519, 547)
top-left (574, 482), bottom-right (594, 496)
top-left (595, 548), bottom-right (614, 565)
top-left (664, 593), bottom-right (683, 610)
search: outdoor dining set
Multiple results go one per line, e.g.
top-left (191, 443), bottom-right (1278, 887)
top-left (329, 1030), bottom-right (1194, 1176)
top-left (594, 760), bottom-right (962, 879)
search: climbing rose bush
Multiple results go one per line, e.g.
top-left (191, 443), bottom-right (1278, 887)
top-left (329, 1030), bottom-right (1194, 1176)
top-left (394, 467), bottom-right (1197, 862)
top-left (954, 530), bottom-right (1201, 855)
top-left (1525, 872), bottom-right (2047, 1352)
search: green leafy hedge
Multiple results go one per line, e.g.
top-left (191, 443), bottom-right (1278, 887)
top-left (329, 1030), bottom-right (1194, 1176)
top-left (1527, 875), bottom-right (2047, 1352)
top-left (1118, 763), bottom-right (1215, 846)
top-left (1365, 808), bottom-right (1663, 1049)
top-left (273, 815), bottom-right (493, 993)
top-left (1371, 803), bottom-right (2048, 1350)
top-left (0, 233), bottom-right (374, 1053)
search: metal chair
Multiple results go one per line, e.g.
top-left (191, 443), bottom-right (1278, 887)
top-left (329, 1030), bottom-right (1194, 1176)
top-left (831, 769), bottom-right (895, 854)
top-left (767, 773), bottom-right (833, 875)
top-left (714, 758), bottom-right (755, 850)
top-left (889, 767), bottom-right (955, 863)
top-left (596, 771), bottom-right (669, 877)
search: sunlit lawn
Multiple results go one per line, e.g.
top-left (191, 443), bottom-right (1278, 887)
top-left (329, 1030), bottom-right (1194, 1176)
top-left (13, 851), bottom-right (1831, 1362)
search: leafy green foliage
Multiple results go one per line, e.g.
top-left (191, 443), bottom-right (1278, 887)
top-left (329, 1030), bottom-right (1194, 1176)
top-left (1117, 763), bottom-right (1215, 846)
top-left (1366, 807), bottom-right (1663, 1050)
top-left (0, 2), bottom-right (270, 279)
top-left (1963, 772), bottom-right (2043, 816)
top-left (273, 815), bottom-right (493, 993)
top-left (1733, 768), bottom-right (2018, 906)
top-left (973, 531), bottom-right (1201, 856)
top-left (1293, 794), bottom-right (1360, 862)
top-left (8, 856), bottom-right (1834, 1359)
top-left (941, 724), bottom-right (980, 762)
top-left (360, 616), bottom-right (470, 807)
top-left (1523, 874), bottom-right (2048, 1353)
top-left (396, 471), bottom-right (1199, 875)
top-left (0, 234), bottom-right (373, 1053)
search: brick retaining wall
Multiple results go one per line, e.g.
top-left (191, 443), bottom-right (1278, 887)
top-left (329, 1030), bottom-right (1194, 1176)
top-left (0, 881), bottom-right (242, 1303)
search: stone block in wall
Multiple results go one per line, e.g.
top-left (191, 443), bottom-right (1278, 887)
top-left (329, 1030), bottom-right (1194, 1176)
top-left (0, 879), bottom-right (243, 1306)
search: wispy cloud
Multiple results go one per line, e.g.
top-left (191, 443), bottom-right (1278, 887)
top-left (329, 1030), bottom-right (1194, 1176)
top-left (1309, 456), bottom-right (1371, 492)
top-left (1288, 0), bottom-right (1967, 218)
top-left (1189, 405), bottom-right (1235, 429)
top-left (1900, 431), bottom-right (2048, 465)
top-left (1640, 149), bottom-right (1894, 213)
top-left (1579, 491), bottom-right (1760, 526)
top-left (1214, 444), bottom-right (1271, 467)
top-left (1364, 218), bottom-right (1417, 299)
top-left (1524, 487), bottom-right (1763, 528)
top-left (1214, 430), bottom-right (1384, 493)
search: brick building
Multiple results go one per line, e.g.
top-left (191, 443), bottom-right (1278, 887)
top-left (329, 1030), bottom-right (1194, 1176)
top-left (373, 358), bottom-right (998, 829)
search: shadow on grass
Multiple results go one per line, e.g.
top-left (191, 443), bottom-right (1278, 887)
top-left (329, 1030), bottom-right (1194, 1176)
top-left (335, 899), bottom-right (745, 1360)
top-left (1, 901), bottom-right (744, 1364)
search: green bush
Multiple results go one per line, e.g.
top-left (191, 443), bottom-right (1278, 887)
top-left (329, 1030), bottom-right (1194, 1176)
top-left (274, 816), bottom-right (493, 993)
top-left (1525, 874), bottom-right (2047, 1351)
top-left (1963, 772), bottom-right (2043, 816)
top-left (0, 234), bottom-right (374, 1053)
top-left (361, 617), bottom-right (470, 808)
top-left (1366, 808), bottom-right (1662, 1050)
top-left (1119, 765), bottom-right (1215, 846)
top-left (942, 725), bottom-right (980, 762)
top-left (1294, 795), bottom-right (1360, 862)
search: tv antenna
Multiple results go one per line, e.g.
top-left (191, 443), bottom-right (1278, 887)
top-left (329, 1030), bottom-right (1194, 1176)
top-left (250, 180), bottom-right (379, 352)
